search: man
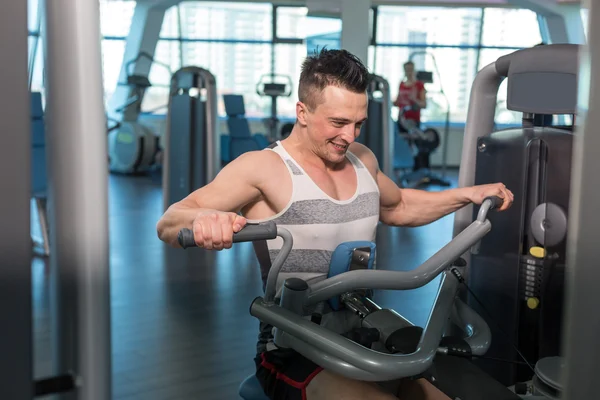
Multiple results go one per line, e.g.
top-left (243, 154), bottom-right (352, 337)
top-left (156, 49), bottom-right (514, 400)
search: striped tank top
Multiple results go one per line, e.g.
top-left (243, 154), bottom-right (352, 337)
top-left (250, 141), bottom-right (381, 294)
top-left (250, 141), bottom-right (380, 353)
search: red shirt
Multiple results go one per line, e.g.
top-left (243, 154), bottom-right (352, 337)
top-left (394, 80), bottom-right (425, 122)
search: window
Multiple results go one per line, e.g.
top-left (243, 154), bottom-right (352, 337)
top-left (141, 40), bottom-right (181, 113)
top-left (101, 39), bottom-right (128, 105)
top-left (480, 8), bottom-right (541, 48)
top-left (160, 5), bottom-right (180, 39)
top-left (373, 47), bottom-right (478, 123)
top-left (376, 6), bottom-right (482, 46)
top-left (478, 48), bottom-right (521, 125)
top-left (29, 37), bottom-right (45, 98)
top-left (28, 0), bottom-right (41, 33)
top-left (178, 2), bottom-right (272, 41)
top-left (276, 7), bottom-right (342, 40)
top-left (274, 44), bottom-right (306, 118)
top-left (99, 1), bottom-right (137, 103)
top-left (181, 42), bottom-right (272, 117)
top-left (581, 8), bottom-right (589, 40)
top-left (99, 0), bottom-right (136, 37)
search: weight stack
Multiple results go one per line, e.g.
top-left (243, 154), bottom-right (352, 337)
top-left (466, 126), bottom-right (572, 386)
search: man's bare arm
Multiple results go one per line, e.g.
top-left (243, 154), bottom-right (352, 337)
top-left (379, 171), bottom-right (514, 227)
top-left (349, 143), bottom-right (513, 227)
top-left (156, 151), bottom-right (266, 246)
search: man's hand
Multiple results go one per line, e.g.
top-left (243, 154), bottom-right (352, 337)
top-left (192, 210), bottom-right (247, 250)
top-left (467, 183), bottom-right (514, 211)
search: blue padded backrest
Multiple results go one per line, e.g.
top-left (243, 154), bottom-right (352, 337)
top-left (31, 92), bottom-right (44, 119)
top-left (223, 94), bottom-right (246, 116)
top-left (31, 92), bottom-right (48, 196)
top-left (230, 137), bottom-right (260, 160)
top-left (227, 117), bottom-right (252, 138)
top-left (327, 241), bottom-right (376, 311)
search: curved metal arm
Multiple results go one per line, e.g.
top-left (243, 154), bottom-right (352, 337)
top-left (305, 219), bottom-right (491, 306)
top-left (251, 271), bottom-right (459, 381)
top-left (450, 298), bottom-right (492, 356)
top-left (264, 227), bottom-right (293, 304)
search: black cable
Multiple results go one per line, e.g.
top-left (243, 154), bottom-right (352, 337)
top-left (450, 267), bottom-right (536, 374)
top-left (474, 355), bottom-right (532, 366)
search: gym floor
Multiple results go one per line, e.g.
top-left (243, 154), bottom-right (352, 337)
top-left (32, 169), bottom-right (458, 400)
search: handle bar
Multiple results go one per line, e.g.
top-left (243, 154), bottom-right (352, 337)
top-left (177, 221), bottom-right (278, 249)
top-left (176, 196), bottom-right (501, 302)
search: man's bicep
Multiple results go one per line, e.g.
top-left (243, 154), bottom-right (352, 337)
top-left (376, 169), bottom-right (403, 212)
top-left (179, 152), bottom-right (263, 213)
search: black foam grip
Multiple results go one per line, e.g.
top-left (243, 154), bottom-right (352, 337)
top-left (232, 221), bottom-right (277, 243)
top-left (177, 228), bottom-right (196, 249)
top-left (177, 221), bottom-right (278, 249)
top-left (484, 196), bottom-right (504, 210)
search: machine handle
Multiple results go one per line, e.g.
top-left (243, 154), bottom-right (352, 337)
top-left (484, 195), bottom-right (504, 210)
top-left (177, 221), bottom-right (278, 249)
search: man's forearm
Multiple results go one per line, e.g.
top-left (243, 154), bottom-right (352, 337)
top-left (156, 204), bottom-right (206, 247)
top-left (390, 187), bottom-right (473, 227)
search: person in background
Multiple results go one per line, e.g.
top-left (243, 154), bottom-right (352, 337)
top-left (393, 60), bottom-right (427, 133)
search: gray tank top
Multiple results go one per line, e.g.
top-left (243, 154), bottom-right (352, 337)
top-left (247, 141), bottom-right (380, 353)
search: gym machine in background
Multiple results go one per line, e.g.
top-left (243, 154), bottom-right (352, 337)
top-left (357, 74), bottom-right (395, 177)
top-left (256, 73), bottom-right (293, 141)
top-left (1, 0), bottom-right (111, 398)
top-left (108, 51), bottom-right (168, 174)
top-left (30, 91), bottom-right (50, 257)
top-left (163, 66), bottom-right (220, 211)
top-left (453, 44), bottom-right (579, 398)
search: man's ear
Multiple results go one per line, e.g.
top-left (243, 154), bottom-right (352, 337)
top-left (296, 101), bottom-right (309, 126)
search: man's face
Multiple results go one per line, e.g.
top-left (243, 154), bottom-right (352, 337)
top-left (297, 85), bottom-right (368, 165)
top-left (404, 63), bottom-right (414, 79)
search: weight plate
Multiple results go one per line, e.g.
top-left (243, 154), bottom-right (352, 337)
top-left (535, 356), bottom-right (564, 392)
top-left (530, 202), bottom-right (568, 247)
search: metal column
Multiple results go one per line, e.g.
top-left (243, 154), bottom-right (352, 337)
top-left (0, 0), bottom-right (33, 398)
top-left (561, 3), bottom-right (600, 399)
top-left (43, 0), bottom-right (111, 398)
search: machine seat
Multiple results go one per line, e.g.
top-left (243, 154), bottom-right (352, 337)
top-left (239, 374), bottom-right (269, 400)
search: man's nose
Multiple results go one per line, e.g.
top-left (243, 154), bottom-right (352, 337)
top-left (340, 124), bottom-right (359, 143)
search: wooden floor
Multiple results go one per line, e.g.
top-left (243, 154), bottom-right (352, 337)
top-left (32, 169), bottom-right (458, 400)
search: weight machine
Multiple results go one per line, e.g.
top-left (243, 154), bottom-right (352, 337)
top-left (256, 73), bottom-right (293, 141)
top-left (453, 43), bottom-right (580, 398)
top-left (108, 51), bottom-right (170, 174)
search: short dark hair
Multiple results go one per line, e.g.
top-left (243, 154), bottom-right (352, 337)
top-left (298, 48), bottom-right (370, 111)
top-left (403, 60), bottom-right (414, 68)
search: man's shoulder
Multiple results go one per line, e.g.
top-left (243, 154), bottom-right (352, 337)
top-left (228, 147), bottom-right (286, 175)
top-left (348, 142), bottom-right (378, 173)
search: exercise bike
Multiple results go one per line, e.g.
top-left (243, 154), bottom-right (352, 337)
top-left (396, 105), bottom-right (451, 188)
top-left (177, 197), bottom-right (562, 399)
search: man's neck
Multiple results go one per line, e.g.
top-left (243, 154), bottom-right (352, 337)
top-left (283, 129), bottom-right (345, 171)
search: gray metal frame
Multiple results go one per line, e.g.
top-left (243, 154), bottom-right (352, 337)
top-left (249, 198), bottom-right (498, 382)
top-left (42, 0), bottom-right (111, 398)
top-left (561, 3), bottom-right (600, 399)
top-left (371, 74), bottom-right (395, 178)
top-left (0, 0), bottom-right (33, 398)
top-left (163, 67), bottom-right (220, 210)
top-left (453, 44), bottom-right (580, 278)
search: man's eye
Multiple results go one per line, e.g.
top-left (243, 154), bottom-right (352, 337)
top-left (333, 121), bottom-right (345, 127)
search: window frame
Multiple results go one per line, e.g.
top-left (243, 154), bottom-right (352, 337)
top-left (28, 2), bottom-right (544, 125)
